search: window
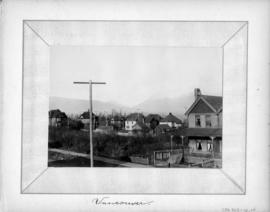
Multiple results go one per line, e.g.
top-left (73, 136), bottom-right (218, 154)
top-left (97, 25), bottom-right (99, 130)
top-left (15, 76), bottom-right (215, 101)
top-left (162, 152), bottom-right (170, 159)
top-left (205, 115), bottom-right (212, 127)
top-left (196, 141), bottom-right (202, 150)
top-left (207, 142), bottom-right (213, 151)
top-left (156, 152), bottom-right (162, 160)
top-left (195, 115), bottom-right (201, 127)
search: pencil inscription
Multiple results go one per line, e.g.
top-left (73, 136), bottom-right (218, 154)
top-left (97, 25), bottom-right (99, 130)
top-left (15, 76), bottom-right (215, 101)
top-left (92, 197), bottom-right (154, 206)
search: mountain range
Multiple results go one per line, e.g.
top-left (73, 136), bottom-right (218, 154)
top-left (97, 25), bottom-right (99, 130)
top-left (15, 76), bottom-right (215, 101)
top-left (49, 95), bottom-right (194, 119)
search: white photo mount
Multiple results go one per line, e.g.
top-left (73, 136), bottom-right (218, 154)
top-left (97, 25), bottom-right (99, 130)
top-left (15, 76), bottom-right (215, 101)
top-left (21, 20), bottom-right (248, 194)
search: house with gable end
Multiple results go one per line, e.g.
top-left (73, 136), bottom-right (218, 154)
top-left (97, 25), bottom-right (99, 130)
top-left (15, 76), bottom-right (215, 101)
top-left (125, 113), bottom-right (145, 131)
top-left (49, 109), bottom-right (67, 127)
top-left (180, 88), bottom-right (223, 165)
top-left (160, 113), bottom-right (182, 128)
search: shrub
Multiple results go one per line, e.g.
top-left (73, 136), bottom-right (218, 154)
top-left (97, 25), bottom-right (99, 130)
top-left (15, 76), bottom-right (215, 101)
top-left (48, 127), bottom-right (173, 160)
top-left (68, 119), bottom-right (84, 130)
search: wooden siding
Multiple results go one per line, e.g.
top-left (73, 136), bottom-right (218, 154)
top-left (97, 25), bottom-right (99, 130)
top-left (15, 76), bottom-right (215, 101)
top-left (125, 121), bottom-right (136, 131)
top-left (218, 112), bottom-right (222, 127)
top-left (188, 114), bottom-right (196, 127)
top-left (188, 113), bottom-right (219, 128)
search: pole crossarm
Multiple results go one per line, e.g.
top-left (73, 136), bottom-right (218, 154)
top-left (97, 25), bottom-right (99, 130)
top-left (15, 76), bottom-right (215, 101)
top-left (74, 82), bottom-right (106, 84)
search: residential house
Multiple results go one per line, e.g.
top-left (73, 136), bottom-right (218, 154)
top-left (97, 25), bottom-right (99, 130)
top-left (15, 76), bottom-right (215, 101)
top-left (79, 111), bottom-right (99, 129)
top-left (125, 113), bottom-right (144, 131)
top-left (145, 114), bottom-right (162, 129)
top-left (180, 88), bottom-right (222, 165)
top-left (49, 109), bottom-right (67, 127)
top-left (160, 113), bottom-right (182, 128)
top-left (110, 114), bottom-right (126, 130)
top-left (132, 121), bottom-right (149, 135)
top-left (155, 124), bottom-right (171, 135)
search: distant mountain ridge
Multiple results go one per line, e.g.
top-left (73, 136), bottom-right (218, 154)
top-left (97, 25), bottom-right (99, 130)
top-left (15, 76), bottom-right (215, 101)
top-left (133, 95), bottom-right (194, 119)
top-left (49, 95), bottom-right (194, 119)
top-left (49, 96), bottom-right (131, 115)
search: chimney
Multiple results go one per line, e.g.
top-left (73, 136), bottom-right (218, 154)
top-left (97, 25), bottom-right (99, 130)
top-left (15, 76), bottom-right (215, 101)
top-left (194, 88), bottom-right (201, 100)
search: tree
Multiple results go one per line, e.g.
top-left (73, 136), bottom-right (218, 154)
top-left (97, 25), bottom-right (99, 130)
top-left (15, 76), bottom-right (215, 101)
top-left (68, 119), bottom-right (84, 130)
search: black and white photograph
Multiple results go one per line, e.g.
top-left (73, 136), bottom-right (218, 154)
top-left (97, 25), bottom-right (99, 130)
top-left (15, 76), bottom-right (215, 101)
top-left (21, 20), bottom-right (248, 194)
top-left (48, 46), bottom-right (223, 168)
top-left (1, 0), bottom-right (269, 211)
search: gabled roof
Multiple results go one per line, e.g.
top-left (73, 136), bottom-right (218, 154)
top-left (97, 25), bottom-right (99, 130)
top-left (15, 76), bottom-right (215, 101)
top-left (185, 95), bottom-right (222, 115)
top-left (126, 113), bottom-right (144, 122)
top-left (133, 121), bottom-right (149, 131)
top-left (145, 114), bottom-right (162, 123)
top-left (202, 95), bottom-right (222, 111)
top-left (49, 109), bottom-right (67, 118)
top-left (80, 111), bottom-right (96, 119)
top-left (160, 113), bottom-right (182, 124)
top-left (156, 124), bottom-right (171, 130)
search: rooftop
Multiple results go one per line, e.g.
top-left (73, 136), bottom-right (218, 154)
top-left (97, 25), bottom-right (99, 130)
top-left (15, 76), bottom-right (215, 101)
top-left (160, 113), bottom-right (182, 124)
top-left (80, 111), bottom-right (96, 119)
top-left (156, 124), bottom-right (171, 130)
top-left (49, 109), bottom-right (67, 118)
top-left (145, 114), bottom-right (163, 123)
top-left (201, 95), bottom-right (222, 111)
top-left (185, 94), bottom-right (223, 115)
top-left (126, 113), bottom-right (144, 121)
top-left (133, 121), bottom-right (149, 131)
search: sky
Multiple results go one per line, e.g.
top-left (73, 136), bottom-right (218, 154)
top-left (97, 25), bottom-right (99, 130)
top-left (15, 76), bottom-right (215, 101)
top-left (50, 46), bottom-right (222, 107)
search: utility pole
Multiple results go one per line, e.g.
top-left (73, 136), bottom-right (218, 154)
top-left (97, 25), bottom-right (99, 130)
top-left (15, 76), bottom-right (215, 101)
top-left (74, 80), bottom-right (106, 167)
top-left (170, 135), bottom-right (173, 152)
top-left (181, 135), bottom-right (185, 162)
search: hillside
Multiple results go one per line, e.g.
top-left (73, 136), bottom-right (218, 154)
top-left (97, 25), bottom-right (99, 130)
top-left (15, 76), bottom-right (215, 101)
top-left (49, 95), bottom-right (194, 118)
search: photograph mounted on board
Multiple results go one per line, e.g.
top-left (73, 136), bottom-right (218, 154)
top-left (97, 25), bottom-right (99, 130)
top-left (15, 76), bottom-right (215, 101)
top-left (21, 20), bottom-right (247, 194)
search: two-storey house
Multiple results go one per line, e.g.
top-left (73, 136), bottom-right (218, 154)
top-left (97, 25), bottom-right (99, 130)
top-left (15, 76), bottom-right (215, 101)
top-left (181, 88), bottom-right (222, 161)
